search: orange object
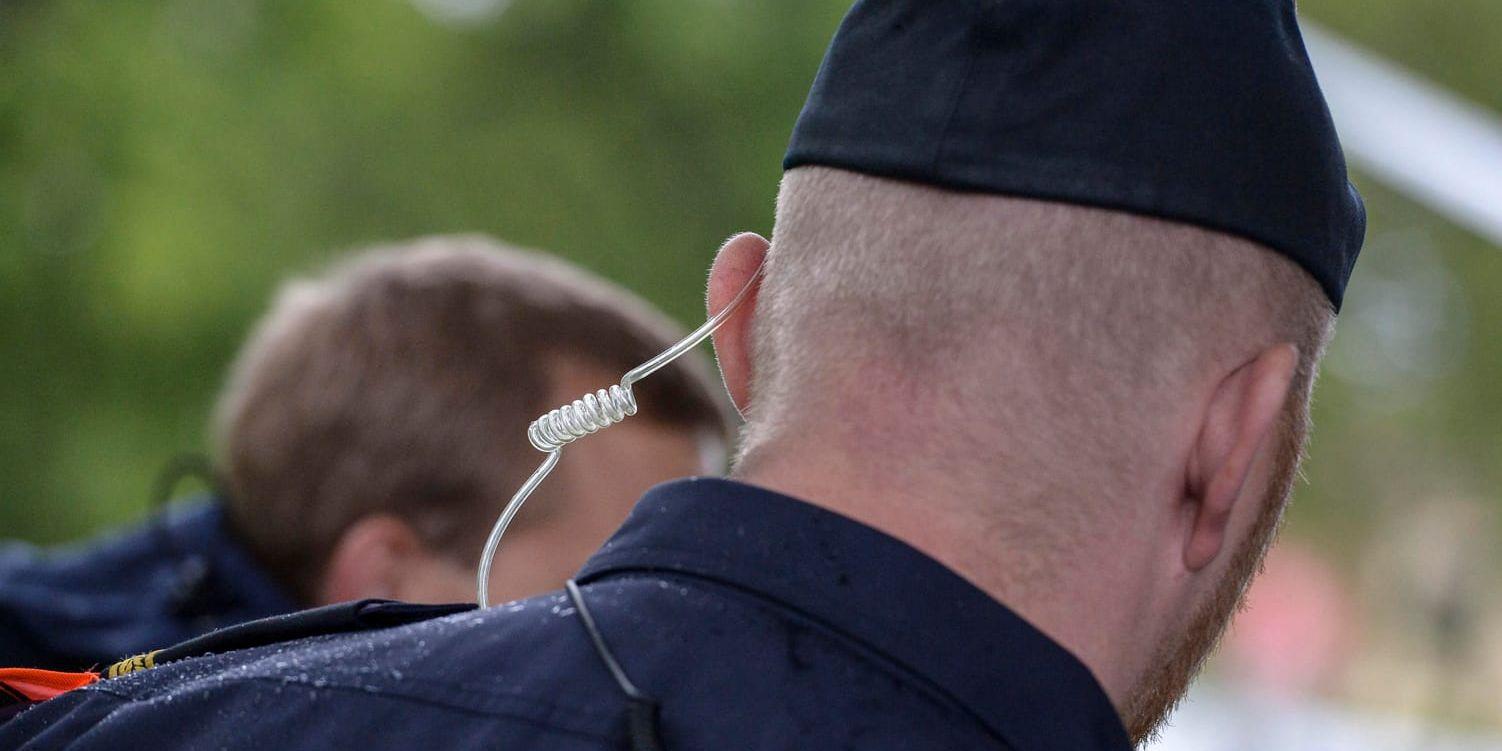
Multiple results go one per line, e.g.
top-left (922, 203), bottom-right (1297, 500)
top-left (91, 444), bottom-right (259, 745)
top-left (0, 668), bottom-right (98, 702)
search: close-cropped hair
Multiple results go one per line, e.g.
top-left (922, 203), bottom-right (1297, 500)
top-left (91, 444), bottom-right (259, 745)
top-left (742, 167), bottom-right (1334, 549)
top-left (214, 235), bottom-right (730, 603)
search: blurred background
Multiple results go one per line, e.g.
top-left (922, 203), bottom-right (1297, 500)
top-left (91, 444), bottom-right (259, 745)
top-left (1, 0), bottom-right (1498, 746)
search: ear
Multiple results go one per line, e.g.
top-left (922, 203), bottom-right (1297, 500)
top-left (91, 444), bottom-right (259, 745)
top-left (317, 514), bottom-right (426, 605)
top-left (707, 232), bottom-right (770, 416)
top-left (1183, 344), bottom-right (1299, 571)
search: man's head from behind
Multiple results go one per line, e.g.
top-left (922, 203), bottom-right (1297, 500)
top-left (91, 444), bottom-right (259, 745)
top-left (704, 0), bottom-right (1364, 742)
top-left (707, 167), bottom-right (1334, 742)
top-left (215, 236), bottom-right (729, 608)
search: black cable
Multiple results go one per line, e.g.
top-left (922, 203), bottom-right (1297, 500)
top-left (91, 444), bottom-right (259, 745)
top-left (146, 453), bottom-right (230, 622)
top-left (564, 579), bottom-right (665, 751)
top-left (151, 453), bottom-right (220, 511)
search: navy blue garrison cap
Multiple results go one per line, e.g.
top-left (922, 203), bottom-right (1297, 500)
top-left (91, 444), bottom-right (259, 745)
top-left (786, 0), bottom-right (1367, 309)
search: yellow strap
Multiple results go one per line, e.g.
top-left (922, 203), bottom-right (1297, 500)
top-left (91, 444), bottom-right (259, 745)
top-left (104, 650), bottom-right (160, 679)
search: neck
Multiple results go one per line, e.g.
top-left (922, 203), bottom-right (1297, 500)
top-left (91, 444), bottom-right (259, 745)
top-left (734, 442), bottom-right (1153, 714)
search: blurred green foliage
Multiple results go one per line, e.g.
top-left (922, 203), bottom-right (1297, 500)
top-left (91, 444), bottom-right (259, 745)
top-left (1, 0), bottom-right (1499, 562)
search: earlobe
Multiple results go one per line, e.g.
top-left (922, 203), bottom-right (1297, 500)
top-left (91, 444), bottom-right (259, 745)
top-left (706, 233), bottom-right (770, 417)
top-left (1183, 344), bottom-right (1299, 571)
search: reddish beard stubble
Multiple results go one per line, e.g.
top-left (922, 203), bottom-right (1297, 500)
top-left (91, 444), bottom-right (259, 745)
top-left (1120, 414), bottom-right (1307, 746)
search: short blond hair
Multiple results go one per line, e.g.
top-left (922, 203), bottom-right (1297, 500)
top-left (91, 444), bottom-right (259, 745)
top-left (214, 236), bottom-right (730, 601)
top-left (741, 167), bottom-right (1332, 538)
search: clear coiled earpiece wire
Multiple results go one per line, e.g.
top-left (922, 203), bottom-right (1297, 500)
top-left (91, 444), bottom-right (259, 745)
top-left (476, 261), bottom-right (764, 607)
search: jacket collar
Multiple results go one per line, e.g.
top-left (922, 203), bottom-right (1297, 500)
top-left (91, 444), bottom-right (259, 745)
top-left (578, 478), bottom-right (1131, 751)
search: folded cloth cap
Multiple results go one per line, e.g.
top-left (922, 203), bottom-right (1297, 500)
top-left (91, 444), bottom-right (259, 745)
top-left (786, 0), bottom-right (1366, 309)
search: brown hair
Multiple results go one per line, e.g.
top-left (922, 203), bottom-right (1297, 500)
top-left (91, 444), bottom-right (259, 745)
top-left (213, 235), bottom-right (730, 602)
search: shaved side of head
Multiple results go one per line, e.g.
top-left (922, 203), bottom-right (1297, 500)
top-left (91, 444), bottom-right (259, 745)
top-left (738, 166), bottom-right (1334, 592)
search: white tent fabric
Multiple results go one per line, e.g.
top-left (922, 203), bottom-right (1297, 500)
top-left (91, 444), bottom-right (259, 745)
top-left (1303, 23), bottom-right (1502, 247)
top-left (1153, 686), bottom-right (1502, 751)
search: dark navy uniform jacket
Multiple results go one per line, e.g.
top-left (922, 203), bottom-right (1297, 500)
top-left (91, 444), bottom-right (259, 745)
top-left (0, 499), bottom-right (298, 671)
top-left (0, 479), bottom-right (1130, 750)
